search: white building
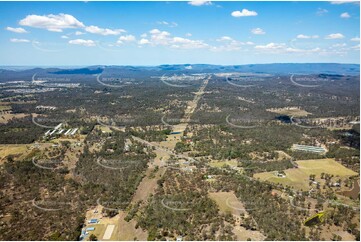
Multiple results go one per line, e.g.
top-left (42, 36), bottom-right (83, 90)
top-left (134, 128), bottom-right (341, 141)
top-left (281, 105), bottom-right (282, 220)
top-left (54, 123), bottom-right (62, 130)
top-left (64, 129), bottom-right (72, 135)
top-left (70, 128), bottom-right (78, 135)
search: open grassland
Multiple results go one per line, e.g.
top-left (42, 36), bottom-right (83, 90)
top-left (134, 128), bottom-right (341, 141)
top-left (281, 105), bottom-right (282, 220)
top-left (276, 150), bottom-right (292, 160)
top-left (208, 191), bottom-right (243, 216)
top-left (116, 211), bottom-right (147, 241)
top-left (266, 107), bottom-right (311, 117)
top-left (99, 126), bottom-right (112, 133)
top-left (50, 135), bottom-right (87, 144)
top-left (158, 132), bottom-right (183, 150)
top-left (254, 159), bottom-right (358, 191)
top-left (296, 159), bottom-right (358, 177)
top-left (0, 113), bottom-right (28, 124)
top-left (87, 224), bottom-right (106, 240)
top-left (254, 169), bottom-right (310, 190)
top-left (209, 191), bottom-right (266, 241)
top-left (232, 226), bottom-right (266, 241)
top-left (0, 144), bottom-right (30, 164)
top-left (95, 125), bottom-right (112, 133)
top-left (209, 159), bottom-right (238, 168)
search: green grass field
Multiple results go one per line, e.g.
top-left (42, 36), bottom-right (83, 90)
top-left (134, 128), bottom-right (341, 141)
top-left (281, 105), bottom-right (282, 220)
top-left (254, 159), bottom-right (358, 191)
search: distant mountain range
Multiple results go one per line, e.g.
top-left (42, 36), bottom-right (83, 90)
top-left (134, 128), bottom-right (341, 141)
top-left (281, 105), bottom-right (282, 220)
top-left (0, 63), bottom-right (359, 82)
top-left (154, 63), bottom-right (360, 75)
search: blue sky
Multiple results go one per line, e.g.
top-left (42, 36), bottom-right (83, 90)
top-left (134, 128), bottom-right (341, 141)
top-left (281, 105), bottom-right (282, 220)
top-left (0, 1), bottom-right (359, 66)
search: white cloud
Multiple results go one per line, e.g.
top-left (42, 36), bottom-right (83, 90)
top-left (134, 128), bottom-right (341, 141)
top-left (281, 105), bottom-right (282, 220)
top-left (325, 33), bottom-right (345, 39)
top-left (188, 1), bottom-right (212, 6)
top-left (75, 31), bottom-right (85, 35)
top-left (171, 37), bottom-right (209, 49)
top-left (255, 42), bottom-right (321, 54)
top-left (340, 12), bottom-right (351, 18)
top-left (185, 33), bottom-right (192, 37)
top-left (148, 28), bottom-right (171, 45)
top-left (141, 29), bottom-right (257, 52)
top-left (231, 9), bottom-right (258, 17)
top-left (139, 31), bottom-right (163, 45)
top-left (6, 27), bottom-right (28, 33)
top-left (296, 34), bottom-right (319, 39)
top-left (316, 8), bottom-right (328, 16)
top-left (19, 13), bottom-right (84, 32)
top-left (139, 38), bottom-right (150, 45)
top-left (251, 28), bottom-right (265, 35)
top-left (10, 38), bottom-right (30, 43)
top-left (85, 25), bottom-right (125, 35)
top-left (285, 47), bottom-right (321, 53)
top-left (68, 39), bottom-right (95, 47)
top-left (217, 36), bottom-right (233, 41)
top-left (117, 35), bottom-right (136, 44)
top-left (119, 35), bottom-right (136, 42)
top-left (217, 36), bottom-right (254, 47)
top-left (255, 43), bottom-right (286, 50)
top-left (149, 29), bottom-right (166, 35)
top-left (61, 35), bottom-right (69, 39)
top-left (350, 37), bottom-right (360, 41)
top-left (142, 29), bottom-right (208, 49)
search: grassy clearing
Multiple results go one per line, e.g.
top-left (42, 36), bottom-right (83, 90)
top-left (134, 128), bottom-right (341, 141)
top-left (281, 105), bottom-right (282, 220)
top-left (159, 132), bottom-right (183, 150)
top-left (116, 211), bottom-right (147, 241)
top-left (233, 226), bottom-right (266, 241)
top-left (84, 206), bottom-right (122, 241)
top-left (267, 107), bottom-right (311, 117)
top-left (87, 224), bottom-right (106, 240)
top-left (0, 144), bottom-right (30, 163)
top-left (255, 169), bottom-right (309, 190)
top-left (276, 150), bottom-right (292, 160)
top-left (208, 191), bottom-right (243, 216)
top-left (209, 159), bottom-right (237, 168)
top-left (254, 159), bottom-right (358, 191)
top-left (132, 167), bottom-right (165, 203)
top-left (50, 135), bottom-right (87, 144)
top-left (209, 192), bottom-right (266, 241)
top-left (96, 125), bottom-right (112, 133)
top-left (0, 113), bottom-right (28, 124)
top-left (296, 159), bottom-right (358, 177)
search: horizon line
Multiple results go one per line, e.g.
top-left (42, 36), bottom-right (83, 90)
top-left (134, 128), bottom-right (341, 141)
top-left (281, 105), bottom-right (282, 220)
top-left (0, 62), bottom-right (359, 68)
